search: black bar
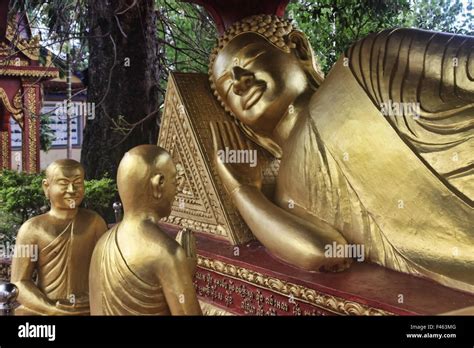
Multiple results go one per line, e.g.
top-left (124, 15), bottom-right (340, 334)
top-left (0, 315), bottom-right (473, 346)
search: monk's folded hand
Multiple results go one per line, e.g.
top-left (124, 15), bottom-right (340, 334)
top-left (175, 228), bottom-right (197, 275)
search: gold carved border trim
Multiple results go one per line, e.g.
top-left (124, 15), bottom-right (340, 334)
top-left (0, 88), bottom-right (23, 127)
top-left (0, 87), bottom-right (21, 114)
top-left (0, 68), bottom-right (58, 78)
top-left (198, 300), bottom-right (234, 316)
top-left (0, 130), bottom-right (10, 169)
top-left (197, 255), bottom-right (396, 316)
top-left (26, 87), bottom-right (38, 172)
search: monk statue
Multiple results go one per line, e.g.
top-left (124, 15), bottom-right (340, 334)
top-left (208, 15), bottom-right (474, 293)
top-left (11, 159), bottom-right (107, 315)
top-left (89, 145), bottom-right (202, 315)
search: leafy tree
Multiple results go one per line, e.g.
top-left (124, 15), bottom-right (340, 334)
top-left (0, 170), bottom-right (47, 222)
top-left (401, 0), bottom-right (473, 35)
top-left (288, 0), bottom-right (471, 73)
top-left (83, 176), bottom-right (116, 220)
top-left (156, 0), bottom-right (216, 74)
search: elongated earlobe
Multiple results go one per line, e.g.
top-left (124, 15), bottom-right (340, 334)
top-left (288, 31), bottom-right (312, 61)
top-left (42, 179), bottom-right (50, 199)
top-left (288, 31), bottom-right (324, 88)
top-left (151, 174), bottom-right (164, 199)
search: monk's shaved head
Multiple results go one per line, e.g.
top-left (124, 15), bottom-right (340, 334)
top-left (117, 145), bottom-right (172, 189)
top-left (117, 145), bottom-right (176, 214)
top-left (45, 159), bottom-right (84, 181)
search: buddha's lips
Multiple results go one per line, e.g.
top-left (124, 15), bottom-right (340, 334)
top-left (241, 84), bottom-right (265, 110)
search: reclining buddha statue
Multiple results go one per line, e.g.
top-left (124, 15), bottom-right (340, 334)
top-left (208, 15), bottom-right (473, 293)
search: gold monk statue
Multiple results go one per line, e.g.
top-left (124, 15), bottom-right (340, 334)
top-left (89, 145), bottom-right (202, 315)
top-left (209, 15), bottom-right (473, 293)
top-left (11, 159), bottom-right (107, 315)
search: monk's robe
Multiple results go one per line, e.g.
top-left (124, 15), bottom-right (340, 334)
top-left (89, 225), bottom-right (171, 315)
top-left (16, 219), bottom-right (92, 315)
top-left (279, 28), bottom-right (473, 293)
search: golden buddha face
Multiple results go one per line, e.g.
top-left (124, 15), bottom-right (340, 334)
top-left (211, 32), bottom-right (309, 136)
top-left (43, 161), bottom-right (85, 210)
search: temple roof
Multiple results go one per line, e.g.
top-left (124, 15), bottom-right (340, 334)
top-left (0, 12), bottom-right (58, 79)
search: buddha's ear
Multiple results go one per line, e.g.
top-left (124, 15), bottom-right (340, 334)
top-left (288, 30), bottom-right (325, 87)
top-left (150, 173), bottom-right (165, 200)
top-left (42, 178), bottom-right (50, 199)
top-left (288, 30), bottom-right (313, 62)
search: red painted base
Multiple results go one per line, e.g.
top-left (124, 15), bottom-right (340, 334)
top-left (161, 223), bottom-right (474, 316)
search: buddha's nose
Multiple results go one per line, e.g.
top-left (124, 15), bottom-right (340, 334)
top-left (232, 66), bottom-right (255, 96)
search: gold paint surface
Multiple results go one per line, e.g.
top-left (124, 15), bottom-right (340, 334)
top-left (206, 16), bottom-right (474, 293)
top-left (158, 73), bottom-right (278, 245)
top-left (11, 160), bottom-right (107, 315)
top-left (89, 145), bottom-right (202, 315)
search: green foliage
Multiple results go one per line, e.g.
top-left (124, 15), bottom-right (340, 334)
top-left (401, 0), bottom-right (473, 35)
top-left (156, 0), bottom-right (216, 74)
top-left (83, 176), bottom-right (117, 219)
top-left (288, 0), bottom-right (471, 73)
top-left (0, 210), bottom-right (22, 244)
top-left (0, 170), bottom-right (48, 222)
top-left (288, 0), bottom-right (410, 73)
top-left (0, 170), bottom-right (47, 243)
top-left (0, 170), bottom-right (117, 242)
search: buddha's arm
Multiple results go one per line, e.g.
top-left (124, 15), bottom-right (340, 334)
top-left (231, 185), bottom-right (351, 271)
top-left (210, 121), bottom-right (351, 271)
top-left (158, 242), bottom-right (202, 315)
top-left (346, 28), bottom-right (474, 111)
top-left (11, 223), bottom-right (70, 315)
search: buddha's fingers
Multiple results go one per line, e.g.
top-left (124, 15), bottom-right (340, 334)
top-left (223, 121), bottom-right (240, 150)
top-left (209, 121), bottom-right (223, 155)
top-left (217, 121), bottom-right (232, 149)
top-left (228, 121), bottom-right (247, 150)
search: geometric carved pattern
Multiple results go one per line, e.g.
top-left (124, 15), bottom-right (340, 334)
top-left (20, 85), bottom-right (40, 173)
top-left (158, 73), bottom-right (278, 245)
top-left (0, 129), bottom-right (10, 169)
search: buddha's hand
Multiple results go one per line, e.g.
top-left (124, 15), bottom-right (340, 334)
top-left (210, 121), bottom-right (262, 195)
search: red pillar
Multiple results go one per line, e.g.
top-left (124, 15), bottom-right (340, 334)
top-left (21, 83), bottom-right (40, 173)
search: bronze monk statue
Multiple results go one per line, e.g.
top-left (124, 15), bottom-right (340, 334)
top-left (89, 145), bottom-right (202, 315)
top-left (209, 15), bottom-right (474, 293)
top-left (11, 159), bottom-right (107, 315)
